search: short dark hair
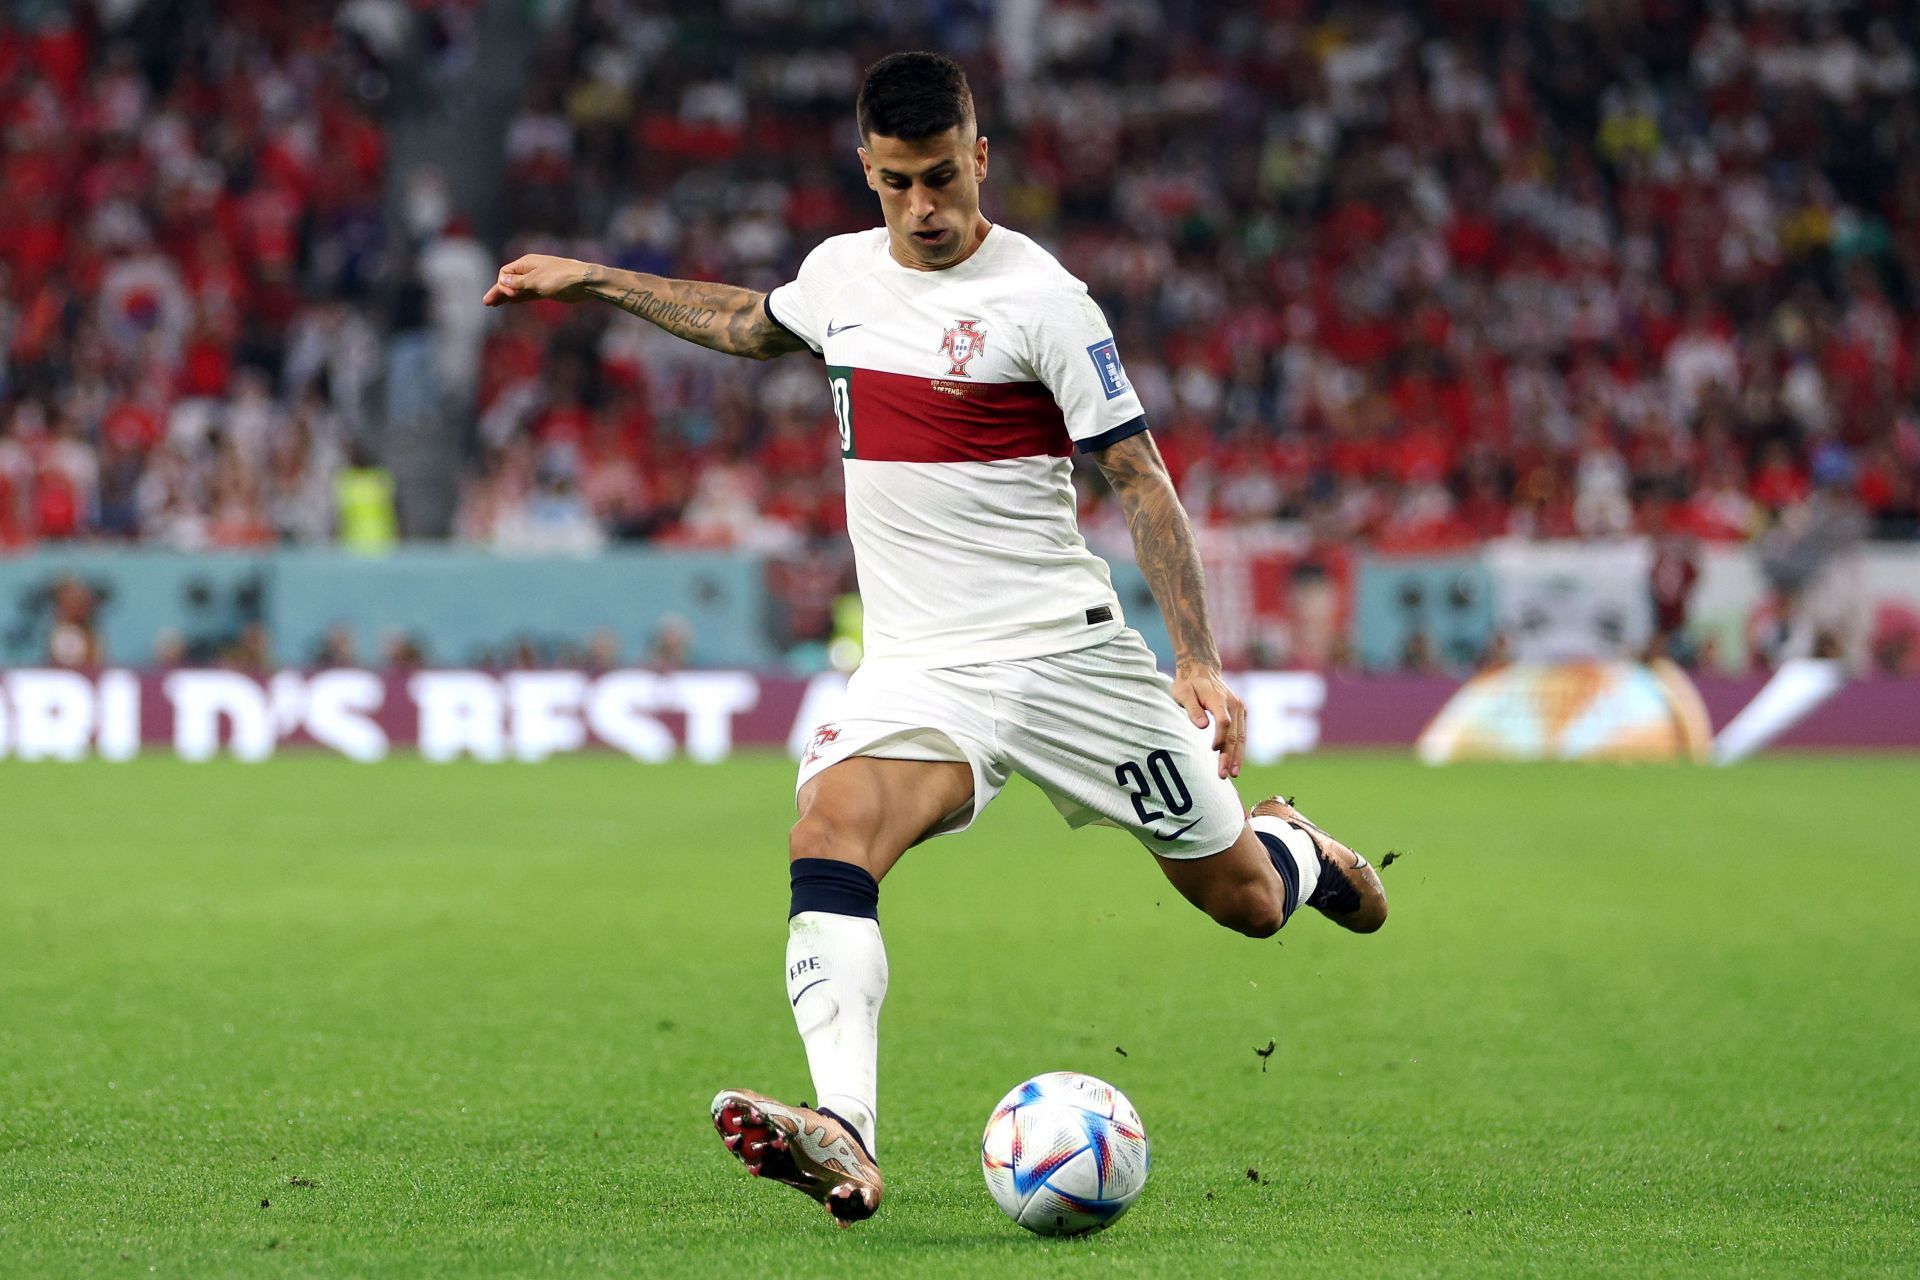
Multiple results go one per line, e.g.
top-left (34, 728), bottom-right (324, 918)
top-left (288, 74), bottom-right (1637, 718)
top-left (857, 52), bottom-right (975, 141)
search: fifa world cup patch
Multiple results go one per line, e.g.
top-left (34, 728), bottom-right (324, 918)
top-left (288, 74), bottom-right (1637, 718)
top-left (1087, 337), bottom-right (1130, 399)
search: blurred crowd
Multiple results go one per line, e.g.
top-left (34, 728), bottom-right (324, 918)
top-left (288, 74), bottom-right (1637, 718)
top-left (4, 0), bottom-right (1920, 563)
top-left (471, 0), bottom-right (1920, 557)
top-left (0, 0), bottom-right (468, 550)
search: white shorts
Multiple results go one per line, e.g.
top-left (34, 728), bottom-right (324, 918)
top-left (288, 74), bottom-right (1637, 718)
top-left (794, 630), bottom-right (1247, 859)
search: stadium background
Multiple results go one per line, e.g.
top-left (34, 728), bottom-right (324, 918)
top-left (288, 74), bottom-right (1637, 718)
top-left (2, 0), bottom-right (1919, 703)
top-left (2, 2), bottom-right (1917, 1276)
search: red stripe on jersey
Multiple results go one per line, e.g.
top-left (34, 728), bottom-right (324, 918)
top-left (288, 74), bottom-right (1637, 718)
top-left (847, 366), bottom-right (1070, 463)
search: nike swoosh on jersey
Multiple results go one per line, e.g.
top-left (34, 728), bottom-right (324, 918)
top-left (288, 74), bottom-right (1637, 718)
top-left (825, 320), bottom-right (863, 336)
top-left (1153, 818), bottom-right (1201, 841)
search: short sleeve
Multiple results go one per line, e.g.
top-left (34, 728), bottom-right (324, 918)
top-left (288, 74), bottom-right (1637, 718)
top-left (1026, 283), bottom-right (1149, 452)
top-left (765, 240), bottom-right (835, 356)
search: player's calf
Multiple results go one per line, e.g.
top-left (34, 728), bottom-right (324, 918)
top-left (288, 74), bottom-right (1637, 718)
top-left (1203, 876), bottom-right (1288, 938)
top-left (1249, 796), bottom-right (1388, 933)
top-left (1154, 833), bottom-right (1290, 938)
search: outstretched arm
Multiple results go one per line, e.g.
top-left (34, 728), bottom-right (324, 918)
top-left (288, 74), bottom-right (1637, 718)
top-left (483, 254), bottom-right (807, 361)
top-left (1092, 430), bottom-right (1245, 778)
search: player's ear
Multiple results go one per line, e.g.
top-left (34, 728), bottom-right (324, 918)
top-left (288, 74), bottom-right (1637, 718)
top-left (857, 145), bottom-right (876, 191)
top-left (974, 135), bottom-right (989, 183)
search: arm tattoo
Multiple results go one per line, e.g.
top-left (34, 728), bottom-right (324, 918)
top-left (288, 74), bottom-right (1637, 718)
top-left (613, 289), bottom-right (718, 333)
top-left (582, 267), bottom-right (805, 360)
top-left (1093, 432), bottom-right (1221, 671)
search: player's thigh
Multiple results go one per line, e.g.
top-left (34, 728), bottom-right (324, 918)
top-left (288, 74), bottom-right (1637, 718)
top-left (793, 755), bottom-right (976, 881)
top-left (791, 662), bottom-right (1004, 876)
top-left (1005, 635), bottom-right (1245, 859)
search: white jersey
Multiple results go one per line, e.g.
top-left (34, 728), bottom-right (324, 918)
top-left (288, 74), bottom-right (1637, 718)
top-left (766, 226), bottom-right (1149, 667)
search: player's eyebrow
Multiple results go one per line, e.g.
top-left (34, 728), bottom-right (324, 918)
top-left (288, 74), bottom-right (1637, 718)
top-left (876, 160), bottom-right (957, 181)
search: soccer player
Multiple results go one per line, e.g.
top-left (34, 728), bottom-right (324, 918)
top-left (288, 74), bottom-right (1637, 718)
top-left (483, 51), bottom-right (1387, 1225)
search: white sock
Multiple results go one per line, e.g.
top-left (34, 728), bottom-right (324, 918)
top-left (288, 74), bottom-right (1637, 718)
top-left (786, 910), bottom-right (887, 1155)
top-left (1250, 814), bottom-right (1321, 915)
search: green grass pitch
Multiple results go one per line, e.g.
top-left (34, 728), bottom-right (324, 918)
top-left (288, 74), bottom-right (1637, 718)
top-left (2, 752), bottom-right (1916, 1277)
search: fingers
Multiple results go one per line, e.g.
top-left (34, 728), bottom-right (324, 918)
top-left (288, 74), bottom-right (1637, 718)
top-left (1221, 703), bottom-right (1245, 778)
top-left (1198, 682), bottom-right (1246, 779)
top-left (484, 257), bottom-right (535, 306)
top-left (1207, 693), bottom-right (1241, 778)
top-left (1172, 676), bottom-right (1245, 778)
top-left (1174, 685), bottom-right (1208, 731)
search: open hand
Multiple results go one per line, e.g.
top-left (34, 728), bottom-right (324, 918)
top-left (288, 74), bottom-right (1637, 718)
top-left (1171, 663), bottom-right (1246, 779)
top-left (483, 255), bottom-right (591, 306)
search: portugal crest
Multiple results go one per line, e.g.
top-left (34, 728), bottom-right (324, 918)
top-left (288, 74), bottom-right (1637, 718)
top-left (802, 723), bottom-right (841, 766)
top-left (939, 319), bottom-right (987, 376)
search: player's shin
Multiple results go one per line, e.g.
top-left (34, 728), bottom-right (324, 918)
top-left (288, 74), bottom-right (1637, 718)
top-left (1249, 816), bottom-right (1321, 924)
top-left (785, 858), bottom-right (887, 1156)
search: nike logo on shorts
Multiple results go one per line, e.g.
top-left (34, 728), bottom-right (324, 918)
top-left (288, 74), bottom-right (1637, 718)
top-left (826, 320), bottom-right (863, 336)
top-left (1154, 818), bottom-right (1201, 842)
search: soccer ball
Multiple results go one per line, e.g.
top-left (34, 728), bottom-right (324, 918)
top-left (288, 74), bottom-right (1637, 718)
top-left (980, 1071), bottom-right (1149, 1235)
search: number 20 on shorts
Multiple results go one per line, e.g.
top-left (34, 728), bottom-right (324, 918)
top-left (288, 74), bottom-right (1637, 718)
top-left (1114, 749), bottom-right (1192, 825)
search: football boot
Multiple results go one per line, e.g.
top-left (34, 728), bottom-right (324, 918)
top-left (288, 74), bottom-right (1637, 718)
top-left (1251, 795), bottom-right (1388, 933)
top-left (711, 1088), bottom-right (883, 1225)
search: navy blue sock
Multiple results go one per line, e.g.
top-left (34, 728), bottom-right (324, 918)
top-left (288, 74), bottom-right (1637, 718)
top-left (1255, 829), bottom-right (1302, 920)
top-left (789, 858), bottom-right (880, 921)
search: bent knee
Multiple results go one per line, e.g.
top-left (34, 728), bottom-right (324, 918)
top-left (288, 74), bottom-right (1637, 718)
top-left (789, 810), bottom-right (855, 864)
top-left (788, 790), bottom-right (896, 867)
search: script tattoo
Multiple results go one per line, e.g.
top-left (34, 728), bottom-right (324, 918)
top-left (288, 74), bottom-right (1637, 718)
top-left (1094, 432), bottom-right (1221, 672)
top-left (616, 289), bottom-right (718, 332)
top-left (582, 267), bottom-right (804, 360)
